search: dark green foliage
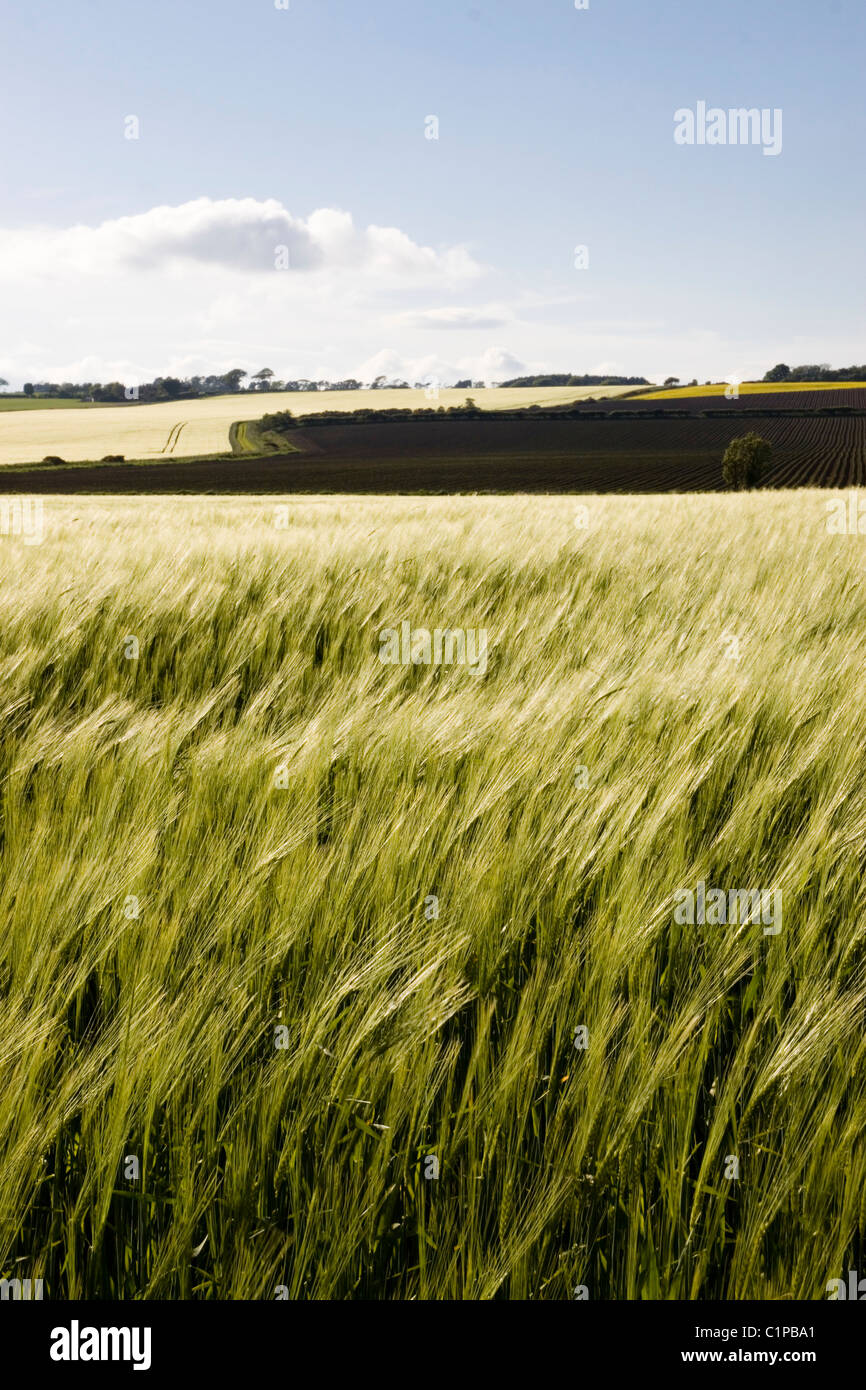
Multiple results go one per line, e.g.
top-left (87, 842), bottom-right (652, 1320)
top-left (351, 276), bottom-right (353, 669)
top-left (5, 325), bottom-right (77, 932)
top-left (722, 433), bottom-right (772, 490)
top-left (500, 373), bottom-right (649, 387)
top-left (763, 362), bottom-right (866, 382)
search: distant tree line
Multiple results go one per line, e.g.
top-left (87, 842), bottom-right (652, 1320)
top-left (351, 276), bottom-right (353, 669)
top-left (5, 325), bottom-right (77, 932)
top-left (763, 363), bottom-right (866, 383)
top-left (499, 374), bottom-right (650, 387)
top-left (5, 369), bottom-right (652, 401)
top-left (18, 368), bottom-right (255, 403)
top-left (11, 369), bottom-right (403, 402)
top-left (8, 364), bottom-right (866, 401)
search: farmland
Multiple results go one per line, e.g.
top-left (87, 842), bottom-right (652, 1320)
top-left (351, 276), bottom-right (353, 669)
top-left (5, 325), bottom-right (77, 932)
top-left (593, 386), bottom-right (866, 414)
top-left (0, 385), bottom-right (638, 466)
top-left (5, 403), bottom-right (866, 493)
top-left (642, 381), bottom-right (866, 401)
top-left (0, 397), bottom-right (95, 412)
top-left (1, 490), bottom-right (865, 1300)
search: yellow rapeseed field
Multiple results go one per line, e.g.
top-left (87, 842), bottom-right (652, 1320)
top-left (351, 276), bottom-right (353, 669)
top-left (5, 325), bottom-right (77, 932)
top-left (641, 381), bottom-right (866, 400)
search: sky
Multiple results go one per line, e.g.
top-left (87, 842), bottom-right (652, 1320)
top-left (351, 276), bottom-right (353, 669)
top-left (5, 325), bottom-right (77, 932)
top-left (1, 0), bottom-right (864, 388)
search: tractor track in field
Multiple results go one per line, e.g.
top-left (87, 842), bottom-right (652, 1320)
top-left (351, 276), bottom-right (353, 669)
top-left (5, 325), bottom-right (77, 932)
top-left (161, 421), bottom-right (187, 454)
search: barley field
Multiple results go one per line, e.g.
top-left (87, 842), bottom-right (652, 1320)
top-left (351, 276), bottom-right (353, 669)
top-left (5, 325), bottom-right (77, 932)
top-left (1, 491), bottom-right (864, 1300)
top-left (0, 386), bottom-right (638, 466)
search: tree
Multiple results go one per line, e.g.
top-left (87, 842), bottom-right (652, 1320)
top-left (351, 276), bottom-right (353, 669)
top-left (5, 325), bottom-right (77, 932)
top-left (220, 368), bottom-right (247, 392)
top-left (251, 368), bottom-right (275, 391)
top-left (663, 376), bottom-right (679, 388)
top-left (92, 381), bottom-right (126, 402)
top-left (763, 363), bottom-right (791, 382)
top-left (0, 378), bottom-right (7, 390)
top-left (722, 432), bottom-right (772, 490)
top-left (23, 382), bottom-right (34, 396)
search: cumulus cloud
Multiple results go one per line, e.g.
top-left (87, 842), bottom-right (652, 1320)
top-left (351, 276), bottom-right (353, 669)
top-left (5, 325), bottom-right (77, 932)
top-left (0, 197), bottom-right (482, 283)
top-left (0, 198), bottom-right (635, 386)
top-left (468, 347), bottom-right (530, 380)
top-left (353, 345), bottom-right (529, 386)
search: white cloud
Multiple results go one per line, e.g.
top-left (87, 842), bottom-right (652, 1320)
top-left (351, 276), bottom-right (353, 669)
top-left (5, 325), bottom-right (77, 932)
top-left (353, 345), bottom-right (530, 386)
top-left (393, 306), bottom-right (510, 331)
top-left (468, 347), bottom-right (531, 380)
top-left (0, 199), bottom-right (494, 385)
top-left (0, 197), bottom-right (816, 386)
top-left (0, 197), bottom-right (483, 283)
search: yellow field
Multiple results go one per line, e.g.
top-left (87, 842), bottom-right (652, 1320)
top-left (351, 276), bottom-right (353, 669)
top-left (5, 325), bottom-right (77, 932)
top-left (0, 385), bottom-right (638, 465)
top-left (641, 381), bottom-right (866, 400)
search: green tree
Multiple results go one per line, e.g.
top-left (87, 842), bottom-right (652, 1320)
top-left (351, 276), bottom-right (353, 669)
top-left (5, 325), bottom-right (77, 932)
top-left (221, 368), bottom-right (247, 393)
top-left (763, 363), bottom-right (791, 382)
top-left (722, 432), bottom-right (772, 490)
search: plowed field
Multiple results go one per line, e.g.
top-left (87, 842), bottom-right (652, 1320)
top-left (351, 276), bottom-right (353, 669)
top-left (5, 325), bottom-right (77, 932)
top-left (4, 410), bottom-right (866, 492)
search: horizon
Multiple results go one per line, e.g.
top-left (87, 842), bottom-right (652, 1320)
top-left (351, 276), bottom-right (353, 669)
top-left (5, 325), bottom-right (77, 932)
top-left (2, 362), bottom-right (864, 397)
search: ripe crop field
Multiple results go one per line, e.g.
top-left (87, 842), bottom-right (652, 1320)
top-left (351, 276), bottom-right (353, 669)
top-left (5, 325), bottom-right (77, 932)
top-left (0, 386), bottom-right (637, 466)
top-left (1, 491), bottom-right (865, 1299)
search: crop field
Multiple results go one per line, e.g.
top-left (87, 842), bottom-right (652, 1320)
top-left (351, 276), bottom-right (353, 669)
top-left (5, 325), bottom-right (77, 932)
top-left (641, 382), bottom-right (866, 401)
top-left (278, 413), bottom-right (866, 491)
top-left (594, 387), bottom-right (866, 415)
top-left (1, 490), bottom-right (865, 1300)
top-left (0, 386), bottom-right (637, 466)
top-left (0, 397), bottom-right (95, 412)
top-left (5, 410), bottom-right (866, 493)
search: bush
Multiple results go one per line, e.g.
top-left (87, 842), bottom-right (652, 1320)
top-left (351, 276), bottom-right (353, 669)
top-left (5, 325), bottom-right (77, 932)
top-left (41, 455), bottom-right (65, 466)
top-left (722, 433), bottom-right (772, 490)
top-left (101, 454), bottom-right (124, 462)
top-left (260, 409), bottom-right (296, 432)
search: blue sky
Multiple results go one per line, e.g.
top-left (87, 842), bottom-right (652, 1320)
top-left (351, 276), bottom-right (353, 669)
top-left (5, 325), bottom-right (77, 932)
top-left (1, 0), bottom-right (863, 386)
